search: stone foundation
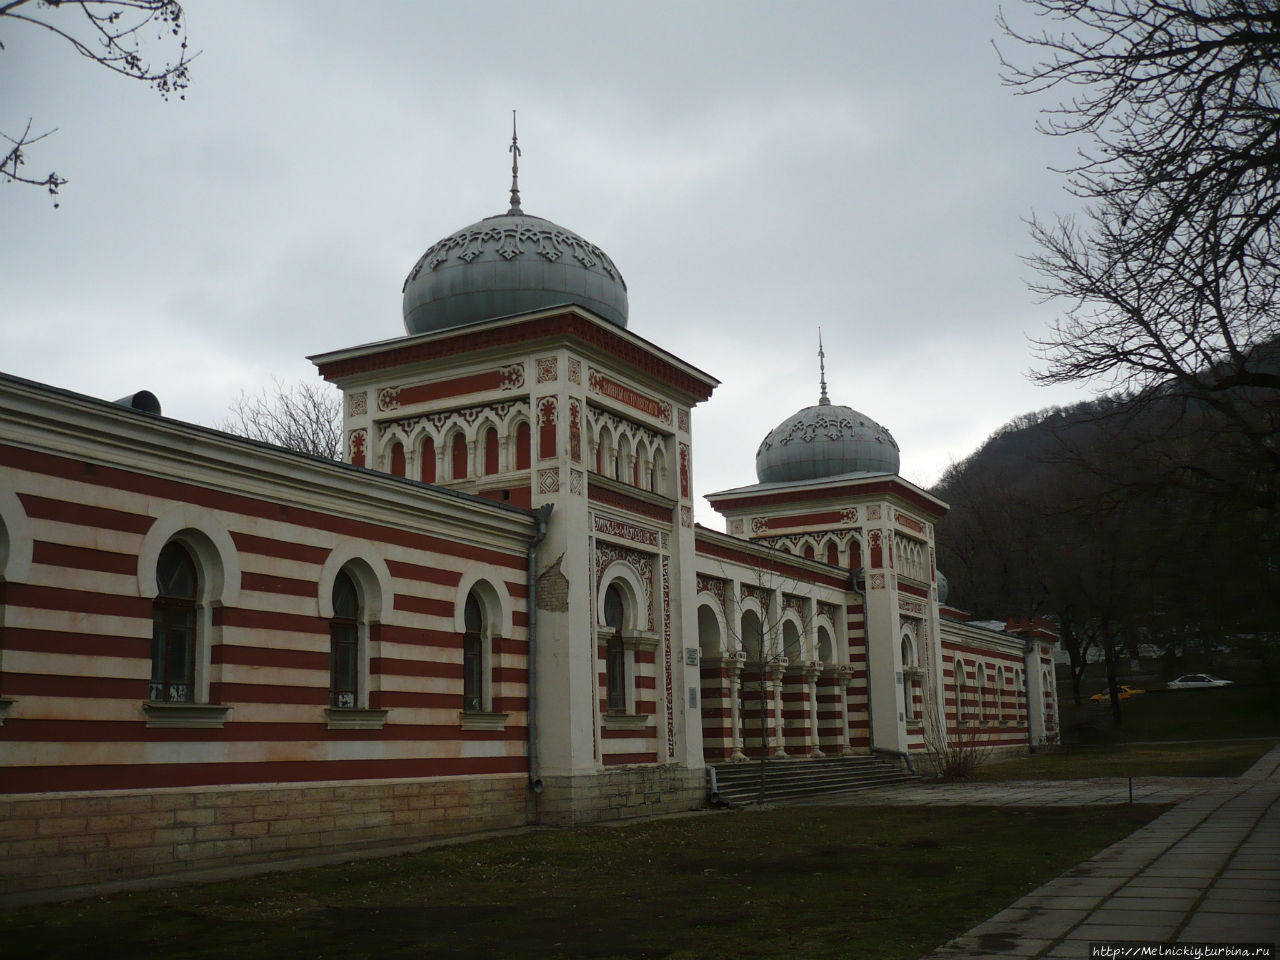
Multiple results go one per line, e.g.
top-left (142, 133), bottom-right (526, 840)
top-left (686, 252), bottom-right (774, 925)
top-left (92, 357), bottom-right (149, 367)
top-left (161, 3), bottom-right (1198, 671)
top-left (536, 765), bottom-right (706, 826)
top-left (0, 774), bottom-right (531, 900)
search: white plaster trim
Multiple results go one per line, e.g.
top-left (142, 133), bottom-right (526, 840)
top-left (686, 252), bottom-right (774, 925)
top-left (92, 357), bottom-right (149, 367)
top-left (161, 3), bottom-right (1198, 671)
top-left (597, 559), bottom-right (647, 631)
top-left (454, 564), bottom-right (514, 638)
top-left (325, 707), bottom-right (389, 730)
top-left (136, 505), bottom-right (240, 606)
top-left (318, 541), bottom-right (392, 620)
top-left (142, 702), bottom-right (232, 729)
top-left (459, 711), bottom-right (509, 731)
top-left (695, 593), bottom-right (728, 658)
top-left (0, 483), bottom-right (33, 583)
top-left (602, 712), bottom-right (648, 730)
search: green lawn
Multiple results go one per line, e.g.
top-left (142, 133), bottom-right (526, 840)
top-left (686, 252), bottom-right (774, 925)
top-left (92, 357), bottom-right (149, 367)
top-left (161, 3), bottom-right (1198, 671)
top-left (1, 805), bottom-right (1163, 960)
top-left (974, 738), bottom-right (1278, 781)
top-left (1058, 683), bottom-right (1280, 744)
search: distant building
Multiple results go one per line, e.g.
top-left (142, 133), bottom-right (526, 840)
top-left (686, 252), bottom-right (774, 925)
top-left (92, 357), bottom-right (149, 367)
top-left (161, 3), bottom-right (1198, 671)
top-left (0, 151), bottom-right (1057, 897)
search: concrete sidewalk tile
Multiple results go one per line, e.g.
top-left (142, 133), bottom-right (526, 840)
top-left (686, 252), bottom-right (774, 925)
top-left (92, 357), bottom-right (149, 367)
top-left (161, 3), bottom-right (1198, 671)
top-left (1063, 920), bottom-right (1182, 941)
top-left (1085, 906), bottom-right (1187, 926)
top-left (975, 908), bottom-right (1081, 940)
top-left (1182, 915), bottom-right (1280, 941)
top-left (1012, 894), bottom-right (1103, 911)
top-left (1105, 893), bottom-right (1200, 910)
top-left (933, 933), bottom-right (1055, 957)
top-left (1119, 877), bottom-right (1208, 891)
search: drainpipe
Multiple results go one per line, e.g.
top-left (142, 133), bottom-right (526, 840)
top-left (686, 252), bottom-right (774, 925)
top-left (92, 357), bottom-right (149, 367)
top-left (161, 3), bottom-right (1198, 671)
top-left (526, 504), bottom-right (552, 794)
top-left (850, 568), bottom-right (915, 775)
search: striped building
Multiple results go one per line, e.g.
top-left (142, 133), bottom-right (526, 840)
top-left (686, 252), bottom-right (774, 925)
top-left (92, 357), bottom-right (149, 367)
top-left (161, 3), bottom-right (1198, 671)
top-left (0, 160), bottom-right (1057, 898)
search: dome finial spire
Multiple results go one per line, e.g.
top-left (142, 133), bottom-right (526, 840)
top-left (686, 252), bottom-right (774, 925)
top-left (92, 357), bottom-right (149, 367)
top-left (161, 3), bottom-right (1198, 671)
top-left (507, 110), bottom-right (523, 215)
top-left (818, 327), bottom-right (830, 405)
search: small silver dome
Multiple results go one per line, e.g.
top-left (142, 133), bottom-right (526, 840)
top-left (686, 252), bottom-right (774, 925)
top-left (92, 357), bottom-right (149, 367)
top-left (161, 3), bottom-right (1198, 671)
top-left (402, 213), bottom-right (628, 336)
top-left (755, 398), bottom-right (899, 483)
top-left (937, 570), bottom-right (949, 604)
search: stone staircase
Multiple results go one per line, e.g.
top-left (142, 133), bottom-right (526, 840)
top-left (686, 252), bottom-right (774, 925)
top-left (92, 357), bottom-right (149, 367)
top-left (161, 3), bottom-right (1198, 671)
top-left (708, 754), bottom-right (918, 806)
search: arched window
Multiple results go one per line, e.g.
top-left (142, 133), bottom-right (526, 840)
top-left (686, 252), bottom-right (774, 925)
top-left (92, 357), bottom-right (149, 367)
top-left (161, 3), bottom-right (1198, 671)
top-left (803, 543), bottom-right (815, 560)
top-left (954, 658), bottom-right (967, 720)
top-left (697, 604), bottom-right (721, 659)
top-left (783, 620), bottom-right (802, 662)
top-left (151, 541), bottom-right (198, 703)
top-left (650, 447), bottom-right (665, 494)
top-left (826, 541), bottom-right (839, 566)
top-left (741, 609), bottom-right (763, 662)
top-left (614, 434), bottom-right (629, 482)
top-left (330, 569), bottom-right (360, 708)
top-left (515, 421), bottom-right (531, 471)
top-left (901, 635), bottom-right (915, 720)
top-left (482, 426), bottom-right (499, 476)
top-left (420, 437), bottom-right (437, 483)
top-left (463, 590), bottom-right (485, 712)
top-left (817, 626), bottom-right (833, 665)
top-left (451, 433), bottom-right (468, 480)
top-left (975, 664), bottom-right (987, 722)
top-left (604, 583), bottom-right (626, 713)
top-left (996, 666), bottom-right (1006, 721)
top-left (389, 441), bottom-right (406, 478)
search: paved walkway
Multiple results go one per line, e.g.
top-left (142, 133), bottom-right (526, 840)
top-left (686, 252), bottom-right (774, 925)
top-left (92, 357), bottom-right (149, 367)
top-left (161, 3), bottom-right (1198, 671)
top-left (943, 747), bottom-right (1279, 958)
top-left (784, 746), bottom-right (1280, 957)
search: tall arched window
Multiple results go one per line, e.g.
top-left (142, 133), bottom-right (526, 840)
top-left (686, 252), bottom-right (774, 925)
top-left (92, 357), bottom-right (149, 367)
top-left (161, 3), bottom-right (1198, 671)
top-left (604, 583), bottom-right (626, 713)
top-left (955, 658), bottom-right (967, 721)
top-left (151, 541), bottom-right (198, 703)
top-left (330, 569), bottom-right (359, 708)
top-left (515, 421), bottom-right (531, 471)
top-left (826, 541), bottom-right (839, 565)
top-left (463, 590), bottom-right (485, 712)
top-left (783, 620), bottom-right (802, 662)
top-left (389, 441), bottom-right (406, 478)
top-left (901, 635), bottom-right (915, 721)
top-left (697, 604), bottom-right (721, 659)
top-left (451, 433), bottom-right (468, 480)
top-left (975, 664), bottom-right (987, 722)
top-left (420, 437), bottom-right (437, 483)
top-left (817, 625), bottom-right (833, 665)
top-left (482, 427), bottom-right (499, 475)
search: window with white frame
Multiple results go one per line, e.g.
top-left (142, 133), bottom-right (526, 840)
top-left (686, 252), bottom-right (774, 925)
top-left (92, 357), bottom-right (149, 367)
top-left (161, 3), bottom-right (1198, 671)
top-left (150, 541), bottom-right (198, 703)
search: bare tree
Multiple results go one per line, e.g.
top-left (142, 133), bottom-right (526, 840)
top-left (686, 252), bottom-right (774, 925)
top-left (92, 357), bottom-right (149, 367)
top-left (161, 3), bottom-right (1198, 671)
top-left (221, 379), bottom-right (343, 461)
top-left (1, 0), bottom-right (194, 203)
top-left (999, 0), bottom-right (1280, 503)
top-left (716, 563), bottom-right (821, 804)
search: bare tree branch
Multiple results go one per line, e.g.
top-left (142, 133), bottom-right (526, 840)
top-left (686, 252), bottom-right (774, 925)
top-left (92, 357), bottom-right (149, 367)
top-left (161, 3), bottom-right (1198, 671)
top-left (1, 0), bottom-right (195, 202)
top-left (220, 379), bottom-right (343, 461)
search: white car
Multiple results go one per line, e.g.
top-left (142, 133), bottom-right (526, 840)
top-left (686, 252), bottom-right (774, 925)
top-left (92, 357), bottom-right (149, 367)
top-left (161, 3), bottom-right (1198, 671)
top-left (1167, 674), bottom-right (1234, 690)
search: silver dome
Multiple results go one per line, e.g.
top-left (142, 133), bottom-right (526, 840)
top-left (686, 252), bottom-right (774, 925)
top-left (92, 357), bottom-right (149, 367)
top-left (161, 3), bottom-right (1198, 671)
top-left (937, 570), bottom-right (949, 604)
top-left (402, 213), bottom-right (628, 336)
top-left (755, 398), bottom-right (900, 483)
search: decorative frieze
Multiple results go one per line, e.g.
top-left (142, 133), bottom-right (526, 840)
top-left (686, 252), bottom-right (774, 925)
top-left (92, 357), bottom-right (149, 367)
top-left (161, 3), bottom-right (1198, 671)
top-left (568, 357), bottom-right (581, 385)
top-left (538, 468), bottom-right (560, 493)
top-left (536, 356), bottom-right (558, 383)
top-left (588, 368), bottom-right (673, 426)
top-left (593, 514), bottom-right (660, 548)
top-left (346, 391), bottom-right (367, 417)
top-left (595, 541), bottom-right (654, 630)
top-left (895, 510), bottom-right (925, 535)
top-left (696, 575), bottom-right (728, 611)
top-left (898, 596), bottom-right (926, 617)
top-left (678, 408), bottom-right (690, 434)
top-left (570, 469), bottom-right (584, 496)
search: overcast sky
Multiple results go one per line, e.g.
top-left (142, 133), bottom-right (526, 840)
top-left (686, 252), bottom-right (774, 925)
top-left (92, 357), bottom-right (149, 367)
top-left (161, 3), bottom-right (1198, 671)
top-left (2, 1), bottom-right (1094, 526)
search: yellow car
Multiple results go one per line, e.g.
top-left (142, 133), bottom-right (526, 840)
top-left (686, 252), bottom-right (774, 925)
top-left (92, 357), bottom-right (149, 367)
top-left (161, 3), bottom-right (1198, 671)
top-left (1090, 685), bottom-right (1146, 702)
